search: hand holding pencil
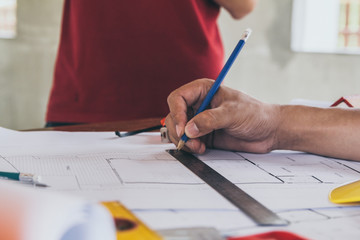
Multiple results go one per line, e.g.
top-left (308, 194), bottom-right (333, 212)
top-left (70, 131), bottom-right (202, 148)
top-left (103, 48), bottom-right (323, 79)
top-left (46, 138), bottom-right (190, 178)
top-left (167, 29), bottom-right (252, 151)
top-left (166, 28), bottom-right (360, 161)
top-left (165, 76), bottom-right (281, 154)
top-left (165, 28), bottom-right (285, 154)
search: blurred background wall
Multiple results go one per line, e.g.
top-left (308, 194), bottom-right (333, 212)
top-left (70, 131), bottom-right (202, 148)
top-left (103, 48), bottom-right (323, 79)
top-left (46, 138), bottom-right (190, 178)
top-left (220, 0), bottom-right (360, 105)
top-left (0, 0), bottom-right (359, 130)
top-left (0, 0), bottom-right (62, 130)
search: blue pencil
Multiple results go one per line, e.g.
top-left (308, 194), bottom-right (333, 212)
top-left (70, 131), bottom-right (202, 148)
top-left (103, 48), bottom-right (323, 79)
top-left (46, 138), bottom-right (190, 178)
top-left (177, 28), bottom-right (252, 150)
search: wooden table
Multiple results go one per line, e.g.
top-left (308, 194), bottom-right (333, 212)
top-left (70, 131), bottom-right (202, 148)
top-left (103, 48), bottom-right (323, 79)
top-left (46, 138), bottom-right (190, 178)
top-left (27, 117), bottom-right (163, 132)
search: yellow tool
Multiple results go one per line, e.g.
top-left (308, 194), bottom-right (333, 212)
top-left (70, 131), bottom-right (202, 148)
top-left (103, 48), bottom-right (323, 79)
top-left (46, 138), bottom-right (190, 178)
top-left (329, 180), bottom-right (360, 204)
top-left (102, 201), bottom-right (225, 240)
top-left (102, 201), bottom-right (162, 240)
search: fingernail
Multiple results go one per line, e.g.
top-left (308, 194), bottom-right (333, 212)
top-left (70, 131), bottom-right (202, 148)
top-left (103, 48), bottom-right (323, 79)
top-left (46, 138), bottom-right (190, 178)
top-left (175, 125), bottom-right (181, 137)
top-left (186, 122), bottom-right (199, 137)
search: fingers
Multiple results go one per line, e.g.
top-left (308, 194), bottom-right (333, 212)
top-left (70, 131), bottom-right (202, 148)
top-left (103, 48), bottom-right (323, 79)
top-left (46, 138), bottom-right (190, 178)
top-left (184, 106), bottom-right (232, 139)
top-left (166, 79), bottom-right (236, 153)
top-left (166, 78), bottom-right (282, 155)
top-left (184, 139), bottom-right (207, 154)
top-left (167, 79), bottom-right (214, 136)
top-left (165, 113), bottom-right (207, 154)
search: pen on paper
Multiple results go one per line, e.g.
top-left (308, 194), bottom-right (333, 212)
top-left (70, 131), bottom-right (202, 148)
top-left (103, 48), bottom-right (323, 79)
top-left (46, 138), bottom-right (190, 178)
top-left (177, 28), bottom-right (252, 150)
top-left (0, 171), bottom-right (45, 186)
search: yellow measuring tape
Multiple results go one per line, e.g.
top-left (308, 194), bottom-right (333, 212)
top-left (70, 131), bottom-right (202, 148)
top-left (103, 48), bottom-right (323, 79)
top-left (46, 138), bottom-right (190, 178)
top-left (102, 201), bottom-right (162, 240)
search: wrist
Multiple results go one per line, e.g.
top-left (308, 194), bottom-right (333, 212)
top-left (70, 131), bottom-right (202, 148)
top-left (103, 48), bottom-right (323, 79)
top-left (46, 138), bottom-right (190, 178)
top-left (273, 105), bottom-right (303, 151)
top-left (274, 105), bottom-right (326, 152)
top-left (266, 104), bottom-right (283, 151)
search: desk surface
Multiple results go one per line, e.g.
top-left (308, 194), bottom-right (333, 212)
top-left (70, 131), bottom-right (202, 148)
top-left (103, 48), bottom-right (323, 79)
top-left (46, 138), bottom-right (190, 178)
top-left (4, 119), bottom-right (360, 239)
top-left (28, 117), bottom-right (162, 132)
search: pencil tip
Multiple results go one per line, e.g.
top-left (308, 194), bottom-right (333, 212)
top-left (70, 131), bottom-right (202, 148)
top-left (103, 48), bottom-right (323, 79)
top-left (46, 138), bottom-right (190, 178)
top-left (176, 140), bottom-right (185, 151)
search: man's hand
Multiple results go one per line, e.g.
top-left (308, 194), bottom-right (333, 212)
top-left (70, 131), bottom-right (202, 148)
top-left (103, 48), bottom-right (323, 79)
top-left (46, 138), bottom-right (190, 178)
top-left (165, 78), bottom-right (280, 154)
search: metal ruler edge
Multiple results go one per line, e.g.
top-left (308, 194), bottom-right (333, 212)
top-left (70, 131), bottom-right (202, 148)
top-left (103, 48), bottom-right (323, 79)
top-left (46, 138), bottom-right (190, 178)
top-left (167, 149), bottom-right (289, 226)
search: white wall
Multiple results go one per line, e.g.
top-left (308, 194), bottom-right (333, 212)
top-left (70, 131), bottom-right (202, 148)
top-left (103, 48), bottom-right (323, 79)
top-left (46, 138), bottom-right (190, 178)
top-left (0, 0), bottom-right (359, 130)
top-left (0, 0), bottom-right (62, 130)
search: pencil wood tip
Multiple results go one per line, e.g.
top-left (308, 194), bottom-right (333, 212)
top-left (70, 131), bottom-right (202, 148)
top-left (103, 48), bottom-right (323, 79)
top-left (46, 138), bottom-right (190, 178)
top-left (176, 140), bottom-right (185, 151)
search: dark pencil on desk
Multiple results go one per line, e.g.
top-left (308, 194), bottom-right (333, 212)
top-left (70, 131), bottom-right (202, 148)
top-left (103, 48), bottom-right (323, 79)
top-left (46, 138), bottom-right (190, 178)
top-left (177, 28), bottom-right (252, 150)
top-left (115, 125), bottom-right (162, 137)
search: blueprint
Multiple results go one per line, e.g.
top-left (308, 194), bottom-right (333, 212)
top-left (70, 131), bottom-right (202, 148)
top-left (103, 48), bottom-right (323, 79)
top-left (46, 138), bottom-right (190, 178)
top-left (0, 127), bottom-right (359, 239)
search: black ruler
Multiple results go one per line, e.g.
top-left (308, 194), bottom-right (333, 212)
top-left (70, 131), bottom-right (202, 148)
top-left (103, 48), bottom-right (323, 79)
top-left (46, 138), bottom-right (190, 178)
top-left (167, 149), bottom-right (288, 226)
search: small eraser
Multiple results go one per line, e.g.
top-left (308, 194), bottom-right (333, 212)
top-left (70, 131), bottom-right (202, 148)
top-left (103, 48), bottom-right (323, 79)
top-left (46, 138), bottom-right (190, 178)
top-left (160, 127), bottom-right (171, 143)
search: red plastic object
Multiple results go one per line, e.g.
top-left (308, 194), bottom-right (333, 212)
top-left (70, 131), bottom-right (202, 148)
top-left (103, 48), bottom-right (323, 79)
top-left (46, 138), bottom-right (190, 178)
top-left (331, 95), bottom-right (360, 108)
top-left (227, 231), bottom-right (309, 240)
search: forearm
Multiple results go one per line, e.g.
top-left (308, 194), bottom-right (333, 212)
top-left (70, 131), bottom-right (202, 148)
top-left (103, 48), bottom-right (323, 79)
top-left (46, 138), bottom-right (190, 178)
top-left (276, 105), bottom-right (360, 161)
top-left (213, 0), bottom-right (256, 19)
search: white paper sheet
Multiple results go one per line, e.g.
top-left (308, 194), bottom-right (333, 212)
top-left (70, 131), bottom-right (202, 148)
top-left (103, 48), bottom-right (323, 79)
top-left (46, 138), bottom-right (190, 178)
top-left (0, 127), bottom-right (360, 239)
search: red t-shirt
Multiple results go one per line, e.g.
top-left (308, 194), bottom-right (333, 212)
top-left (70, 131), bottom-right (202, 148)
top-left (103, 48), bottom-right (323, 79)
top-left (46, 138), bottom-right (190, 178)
top-left (46, 0), bottom-right (224, 123)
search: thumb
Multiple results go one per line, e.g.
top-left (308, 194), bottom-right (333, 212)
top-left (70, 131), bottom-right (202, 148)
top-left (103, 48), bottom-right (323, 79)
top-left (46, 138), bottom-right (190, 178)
top-left (185, 108), bottom-right (226, 138)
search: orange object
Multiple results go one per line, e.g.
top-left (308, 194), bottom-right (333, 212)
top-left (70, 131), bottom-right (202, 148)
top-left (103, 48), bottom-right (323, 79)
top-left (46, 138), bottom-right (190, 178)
top-left (160, 117), bottom-right (166, 127)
